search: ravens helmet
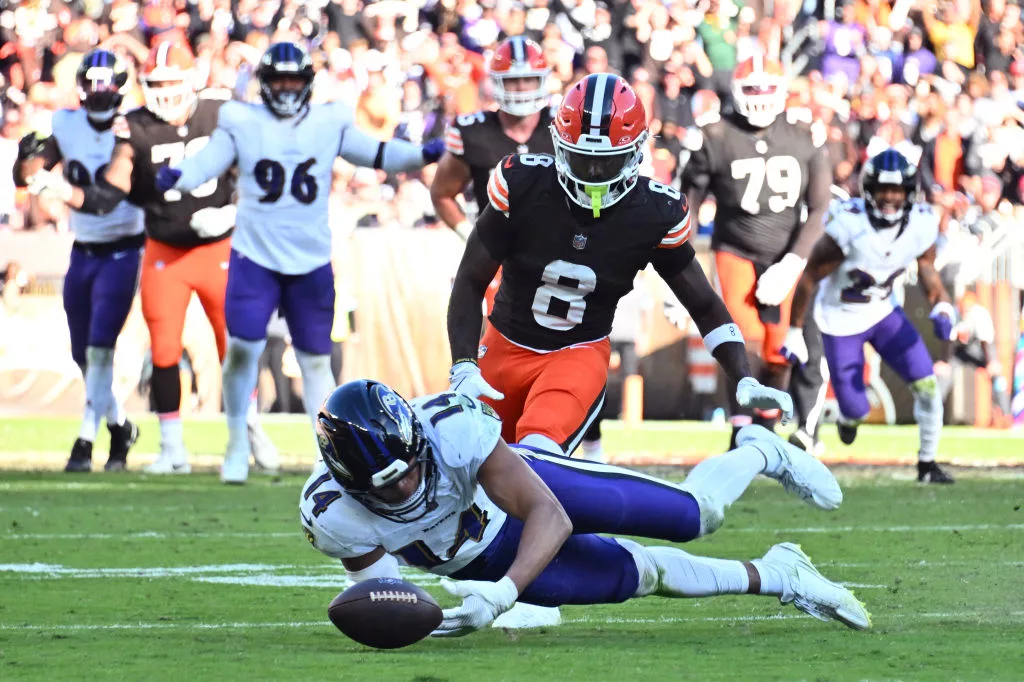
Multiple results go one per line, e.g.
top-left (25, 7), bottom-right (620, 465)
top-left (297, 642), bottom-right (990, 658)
top-left (316, 380), bottom-right (437, 523)
top-left (860, 148), bottom-right (918, 228)
top-left (257, 42), bottom-right (315, 118)
top-left (76, 49), bottom-right (129, 125)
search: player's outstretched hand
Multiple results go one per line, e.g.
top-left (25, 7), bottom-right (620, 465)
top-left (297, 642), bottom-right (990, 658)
top-left (17, 132), bottom-right (46, 161)
top-left (155, 166), bottom-right (182, 193)
top-left (781, 326), bottom-right (809, 366)
top-left (431, 577), bottom-right (518, 638)
top-left (449, 360), bottom-right (505, 401)
top-left (929, 302), bottom-right (955, 341)
top-left (27, 169), bottom-right (73, 203)
top-left (736, 376), bottom-right (794, 424)
top-left (190, 205), bottom-right (236, 238)
top-left (421, 138), bottom-right (446, 164)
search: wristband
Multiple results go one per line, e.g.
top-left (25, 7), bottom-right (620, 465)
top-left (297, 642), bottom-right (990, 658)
top-left (703, 323), bottom-right (744, 353)
top-left (452, 358), bottom-right (477, 366)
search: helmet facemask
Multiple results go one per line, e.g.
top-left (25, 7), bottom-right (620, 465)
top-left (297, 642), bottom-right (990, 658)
top-left (864, 179), bottom-right (910, 228)
top-left (551, 126), bottom-right (647, 217)
top-left (732, 78), bottom-right (785, 128)
top-left (491, 71), bottom-right (550, 116)
top-left (141, 74), bottom-right (197, 122)
top-left (260, 74), bottom-right (313, 118)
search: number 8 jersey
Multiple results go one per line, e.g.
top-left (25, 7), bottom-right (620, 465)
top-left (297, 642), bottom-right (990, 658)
top-left (478, 153), bottom-right (694, 351)
top-left (815, 198), bottom-right (939, 336)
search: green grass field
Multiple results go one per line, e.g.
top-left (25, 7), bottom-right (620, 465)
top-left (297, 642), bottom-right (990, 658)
top-left (1, 420), bottom-right (1022, 680)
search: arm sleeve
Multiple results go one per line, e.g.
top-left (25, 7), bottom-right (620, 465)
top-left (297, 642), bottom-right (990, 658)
top-left (650, 240), bottom-right (698, 281)
top-left (445, 123), bottom-right (465, 156)
top-left (174, 126), bottom-right (238, 192)
top-left (338, 125), bottom-right (425, 173)
top-left (79, 176), bottom-right (129, 216)
top-left (474, 203), bottom-right (514, 262)
top-left (788, 145), bottom-right (832, 259)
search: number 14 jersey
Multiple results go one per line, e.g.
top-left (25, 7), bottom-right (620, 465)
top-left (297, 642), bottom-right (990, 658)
top-left (478, 154), bottom-right (694, 351)
top-left (815, 199), bottom-right (938, 336)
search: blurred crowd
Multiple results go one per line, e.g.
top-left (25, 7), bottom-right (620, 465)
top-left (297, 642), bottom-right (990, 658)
top-left (2, 0), bottom-right (1024, 289)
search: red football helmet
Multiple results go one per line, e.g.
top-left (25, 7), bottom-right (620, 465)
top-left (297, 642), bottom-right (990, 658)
top-left (731, 54), bottom-right (787, 128)
top-left (140, 41), bottom-right (198, 122)
top-left (551, 73), bottom-right (648, 214)
top-left (489, 36), bottom-right (551, 116)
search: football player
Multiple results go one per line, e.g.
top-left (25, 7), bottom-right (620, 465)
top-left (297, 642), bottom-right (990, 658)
top-left (430, 36), bottom-right (555, 316)
top-left (154, 42), bottom-right (446, 483)
top-left (16, 49), bottom-right (142, 473)
top-left (679, 55), bottom-right (832, 450)
top-left (301, 379), bottom-right (869, 637)
top-left (781, 149), bottom-right (956, 484)
top-left (28, 41), bottom-right (276, 475)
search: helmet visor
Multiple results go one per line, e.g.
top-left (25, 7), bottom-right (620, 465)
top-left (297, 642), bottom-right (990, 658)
top-left (564, 149), bottom-right (634, 184)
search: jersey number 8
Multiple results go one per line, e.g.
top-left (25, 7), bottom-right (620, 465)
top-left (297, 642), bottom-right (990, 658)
top-left (151, 139), bottom-right (218, 201)
top-left (254, 158), bottom-right (318, 204)
top-left (532, 260), bottom-right (598, 331)
top-left (730, 155), bottom-right (801, 214)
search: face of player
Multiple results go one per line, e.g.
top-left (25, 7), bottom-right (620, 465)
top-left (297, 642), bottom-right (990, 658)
top-left (368, 461), bottom-right (423, 506)
top-left (268, 75), bottom-right (307, 97)
top-left (872, 185), bottom-right (907, 218)
top-left (503, 76), bottom-right (541, 93)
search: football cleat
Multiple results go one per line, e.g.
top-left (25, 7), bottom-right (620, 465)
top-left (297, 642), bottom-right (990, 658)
top-left (248, 421), bottom-right (280, 473)
top-left (65, 438), bottom-right (93, 473)
top-left (762, 542), bottom-right (871, 630)
top-left (738, 425), bottom-right (843, 510)
top-left (221, 442), bottom-right (250, 485)
top-left (837, 420), bottom-right (858, 445)
top-left (787, 427), bottom-right (816, 453)
top-left (917, 461), bottom-right (955, 484)
top-left (491, 603), bottom-right (562, 630)
top-left (144, 447), bottom-right (191, 475)
top-left (105, 420), bottom-right (139, 472)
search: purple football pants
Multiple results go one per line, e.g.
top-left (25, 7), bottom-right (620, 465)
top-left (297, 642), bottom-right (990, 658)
top-left (63, 243), bottom-right (141, 366)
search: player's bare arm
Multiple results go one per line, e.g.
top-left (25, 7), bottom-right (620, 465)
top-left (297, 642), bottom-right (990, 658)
top-left (662, 256), bottom-right (753, 383)
top-left (789, 234), bottom-right (845, 329)
top-left (787, 146), bottom-right (832, 259)
top-left (477, 439), bottom-right (572, 593)
top-left (447, 209), bottom-right (503, 362)
top-left (916, 244), bottom-right (951, 306)
top-left (429, 152), bottom-right (474, 240)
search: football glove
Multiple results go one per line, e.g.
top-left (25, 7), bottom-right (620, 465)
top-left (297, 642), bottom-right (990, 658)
top-left (422, 137), bottom-right (446, 164)
top-left (755, 253), bottom-right (806, 307)
top-left (156, 166), bottom-right (183, 193)
top-left (780, 326), bottom-right (809, 366)
top-left (190, 205), bottom-right (236, 239)
top-left (431, 576), bottom-right (518, 638)
top-left (736, 376), bottom-right (794, 424)
top-left (17, 132), bottom-right (47, 161)
top-left (929, 302), bottom-right (955, 341)
top-left (449, 360), bottom-right (504, 401)
top-left (27, 169), bottom-right (73, 203)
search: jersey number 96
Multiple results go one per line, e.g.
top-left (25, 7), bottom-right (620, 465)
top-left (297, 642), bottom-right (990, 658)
top-left (254, 158), bottom-right (318, 205)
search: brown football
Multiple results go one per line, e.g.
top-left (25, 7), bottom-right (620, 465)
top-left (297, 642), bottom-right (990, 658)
top-left (328, 578), bottom-right (442, 649)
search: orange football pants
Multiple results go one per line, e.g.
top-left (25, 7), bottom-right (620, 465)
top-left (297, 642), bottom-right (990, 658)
top-left (477, 325), bottom-right (610, 452)
top-left (714, 250), bottom-right (794, 366)
top-left (141, 237), bottom-right (230, 367)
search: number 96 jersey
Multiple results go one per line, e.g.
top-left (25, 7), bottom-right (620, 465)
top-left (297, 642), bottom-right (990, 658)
top-left (815, 199), bottom-right (938, 336)
top-left (479, 154), bottom-right (694, 351)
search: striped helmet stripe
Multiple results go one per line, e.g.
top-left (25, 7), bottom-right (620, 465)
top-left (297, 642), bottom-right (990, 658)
top-left (156, 41), bottom-right (171, 68)
top-left (511, 35), bottom-right (525, 63)
top-left (584, 73), bottom-right (615, 137)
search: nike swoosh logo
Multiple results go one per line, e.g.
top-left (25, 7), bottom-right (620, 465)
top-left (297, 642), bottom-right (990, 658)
top-left (300, 512), bottom-right (314, 527)
top-left (112, 251), bottom-right (128, 260)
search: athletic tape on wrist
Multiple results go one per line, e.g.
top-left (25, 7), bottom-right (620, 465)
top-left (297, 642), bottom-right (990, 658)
top-left (703, 323), bottom-right (744, 353)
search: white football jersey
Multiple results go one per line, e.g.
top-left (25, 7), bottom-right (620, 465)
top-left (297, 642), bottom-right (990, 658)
top-left (179, 100), bottom-right (355, 274)
top-left (815, 198), bottom-right (938, 336)
top-left (300, 393), bottom-right (507, 576)
top-left (51, 108), bottom-right (143, 242)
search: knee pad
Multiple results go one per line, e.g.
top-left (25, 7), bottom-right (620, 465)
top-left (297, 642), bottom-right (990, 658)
top-left (223, 336), bottom-right (266, 373)
top-left (677, 485), bottom-right (724, 537)
top-left (910, 375), bottom-right (939, 398)
top-left (911, 375), bottom-right (943, 418)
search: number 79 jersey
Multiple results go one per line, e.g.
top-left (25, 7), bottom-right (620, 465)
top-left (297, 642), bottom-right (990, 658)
top-left (815, 199), bottom-right (938, 336)
top-left (479, 154), bottom-right (694, 351)
top-left (299, 393), bottom-right (508, 576)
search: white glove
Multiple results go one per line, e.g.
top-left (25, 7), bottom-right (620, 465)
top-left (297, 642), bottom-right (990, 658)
top-left (736, 376), bottom-right (794, 423)
top-left (431, 576), bottom-right (519, 638)
top-left (27, 169), bottom-right (73, 203)
top-left (448, 360), bottom-right (504, 400)
top-left (190, 205), bottom-right (237, 239)
top-left (453, 219), bottom-right (473, 242)
top-left (755, 253), bottom-right (807, 307)
top-left (780, 326), bottom-right (809, 366)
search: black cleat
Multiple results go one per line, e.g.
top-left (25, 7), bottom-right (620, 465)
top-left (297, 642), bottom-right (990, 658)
top-left (788, 428), bottom-right (816, 453)
top-left (918, 461), bottom-right (955, 484)
top-left (65, 438), bottom-right (93, 472)
top-left (105, 420), bottom-right (139, 472)
top-left (837, 421), bottom-right (858, 445)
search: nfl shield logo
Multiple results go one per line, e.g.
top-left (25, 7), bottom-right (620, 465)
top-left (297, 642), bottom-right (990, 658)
top-left (572, 233), bottom-right (587, 250)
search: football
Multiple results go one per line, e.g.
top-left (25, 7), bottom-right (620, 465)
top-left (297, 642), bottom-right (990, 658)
top-left (328, 577), bottom-right (443, 649)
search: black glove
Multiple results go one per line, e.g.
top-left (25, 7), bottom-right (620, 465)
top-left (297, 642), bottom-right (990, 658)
top-left (17, 132), bottom-right (47, 162)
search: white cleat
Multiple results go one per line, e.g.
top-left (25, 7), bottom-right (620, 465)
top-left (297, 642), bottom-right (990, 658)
top-left (221, 444), bottom-right (250, 485)
top-left (248, 421), bottom-right (280, 473)
top-left (738, 425), bottom-right (843, 510)
top-left (143, 450), bottom-right (192, 475)
top-left (762, 542), bottom-right (871, 630)
top-left (492, 603), bottom-right (562, 630)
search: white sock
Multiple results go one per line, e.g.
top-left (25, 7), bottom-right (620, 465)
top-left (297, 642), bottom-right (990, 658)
top-left (246, 389), bottom-right (259, 426)
top-left (295, 350), bottom-right (337, 429)
top-left (682, 444), bottom-right (768, 509)
top-left (158, 413), bottom-right (184, 454)
top-left (750, 559), bottom-right (789, 598)
top-left (78, 404), bottom-right (101, 442)
top-left (222, 337), bottom-right (266, 453)
top-left (621, 539), bottom-right (751, 597)
top-left (581, 439), bottom-right (603, 461)
top-left (107, 399), bottom-right (125, 427)
top-left (84, 347), bottom-right (116, 434)
top-left (912, 376), bottom-right (943, 463)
